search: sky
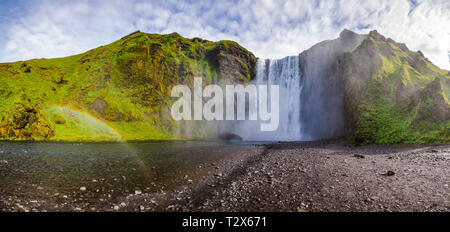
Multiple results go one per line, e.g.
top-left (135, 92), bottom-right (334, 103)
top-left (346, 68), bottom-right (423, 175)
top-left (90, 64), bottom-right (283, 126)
top-left (0, 0), bottom-right (449, 70)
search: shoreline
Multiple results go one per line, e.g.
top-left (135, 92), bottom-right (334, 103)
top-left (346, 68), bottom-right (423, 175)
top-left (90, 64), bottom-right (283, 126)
top-left (1, 137), bottom-right (450, 146)
top-left (120, 141), bottom-right (450, 212)
top-left (1, 140), bottom-right (449, 212)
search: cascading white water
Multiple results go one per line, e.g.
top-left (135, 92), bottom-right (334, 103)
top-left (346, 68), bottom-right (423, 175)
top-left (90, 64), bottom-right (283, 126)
top-left (223, 29), bottom-right (367, 141)
top-left (233, 56), bottom-right (306, 141)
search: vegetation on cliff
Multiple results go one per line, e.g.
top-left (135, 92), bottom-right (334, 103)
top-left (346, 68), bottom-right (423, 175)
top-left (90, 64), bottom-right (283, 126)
top-left (0, 31), bottom-right (256, 141)
top-left (339, 30), bottom-right (450, 144)
top-left (0, 29), bottom-right (448, 144)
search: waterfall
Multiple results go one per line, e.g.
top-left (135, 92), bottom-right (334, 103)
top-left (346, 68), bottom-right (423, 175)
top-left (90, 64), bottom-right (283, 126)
top-left (224, 30), bottom-right (367, 141)
top-left (232, 56), bottom-right (305, 141)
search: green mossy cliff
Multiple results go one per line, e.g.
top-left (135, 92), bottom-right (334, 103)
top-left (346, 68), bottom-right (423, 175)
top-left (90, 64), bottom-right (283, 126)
top-left (0, 31), bottom-right (256, 141)
top-left (0, 30), bottom-right (448, 144)
top-left (338, 30), bottom-right (450, 144)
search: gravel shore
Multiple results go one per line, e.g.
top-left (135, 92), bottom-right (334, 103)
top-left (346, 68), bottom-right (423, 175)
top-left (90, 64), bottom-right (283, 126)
top-left (1, 140), bottom-right (449, 212)
top-left (118, 140), bottom-right (450, 212)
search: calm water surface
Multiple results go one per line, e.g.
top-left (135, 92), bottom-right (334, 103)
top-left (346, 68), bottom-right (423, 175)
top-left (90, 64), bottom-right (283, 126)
top-left (0, 141), bottom-right (262, 206)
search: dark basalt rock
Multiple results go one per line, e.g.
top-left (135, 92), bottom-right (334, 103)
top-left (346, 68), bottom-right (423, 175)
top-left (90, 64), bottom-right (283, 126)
top-left (206, 42), bottom-right (257, 82)
top-left (368, 30), bottom-right (386, 41)
top-left (412, 78), bottom-right (450, 125)
top-left (89, 98), bottom-right (108, 118)
top-left (0, 103), bottom-right (53, 140)
top-left (218, 133), bottom-right (243, 141)
top-left (298, 29), bottom-right (367, 140)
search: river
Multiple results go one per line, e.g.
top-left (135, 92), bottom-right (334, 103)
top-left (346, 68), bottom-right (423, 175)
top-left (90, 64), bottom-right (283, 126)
top-left (0, 140), bottom-right (263, 210)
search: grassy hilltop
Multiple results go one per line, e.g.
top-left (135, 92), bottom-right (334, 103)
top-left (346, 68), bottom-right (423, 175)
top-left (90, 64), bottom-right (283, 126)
top-left (0, 30), bottom-right (448, 144)
top-left (0, 31), bottom-right (256, 141)
top-left (339, 30), bottom-right (450, 144)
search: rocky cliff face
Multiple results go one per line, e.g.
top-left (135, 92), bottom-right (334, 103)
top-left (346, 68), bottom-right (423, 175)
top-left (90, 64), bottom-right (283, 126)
top-left (298, 29), bottom-right (367, 140)
top-left (0, 30), bottom-right (448, 144)
top-left (338, 30), bottom-right (450, 144)
top-left (0, 31), bottom-right (256, 141)
top-left (412, 78), bottom-right (450, 126)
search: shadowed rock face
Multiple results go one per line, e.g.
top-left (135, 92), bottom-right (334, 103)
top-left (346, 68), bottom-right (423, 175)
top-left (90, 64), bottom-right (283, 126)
top-left (230, 30), bottom-right (367, 141)
top-left (0, 103), bottom-right (53, 140)
top-left (206, 42), bottom-right (257, 83)
top-left (413, 78), bottom-right (450, 125)
top-left (234, 29), bottom-right (449, 144)
top-left (298, 29), bottom-right (367, 140)
top-left (89, 98), bottom-right (108, 118)
top-left (339, 30), bottom-right (450, 144)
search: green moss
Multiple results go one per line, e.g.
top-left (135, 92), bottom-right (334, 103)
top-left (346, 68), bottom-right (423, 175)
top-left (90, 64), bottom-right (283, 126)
top-left (0, 32), bottom-right (256, 141)
top-left (343, 32), bottom-right (450, 144)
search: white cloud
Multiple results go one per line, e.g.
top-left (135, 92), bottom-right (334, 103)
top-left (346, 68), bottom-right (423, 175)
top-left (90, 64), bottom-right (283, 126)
top-left (0, 0), bottom-right (449, 70)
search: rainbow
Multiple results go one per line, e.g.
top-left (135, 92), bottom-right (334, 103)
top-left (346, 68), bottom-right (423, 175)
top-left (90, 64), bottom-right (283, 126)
top-left (48, 105), bottom-right (152, 173)
top-left (49, 106), bottom-right (124, 141)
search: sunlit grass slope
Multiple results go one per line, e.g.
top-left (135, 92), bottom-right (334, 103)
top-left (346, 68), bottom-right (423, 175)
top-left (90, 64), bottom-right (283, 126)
top-left (340, 31), bottom-right (450, 144)
top-left (0, 31), bottom-right (256, 141)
